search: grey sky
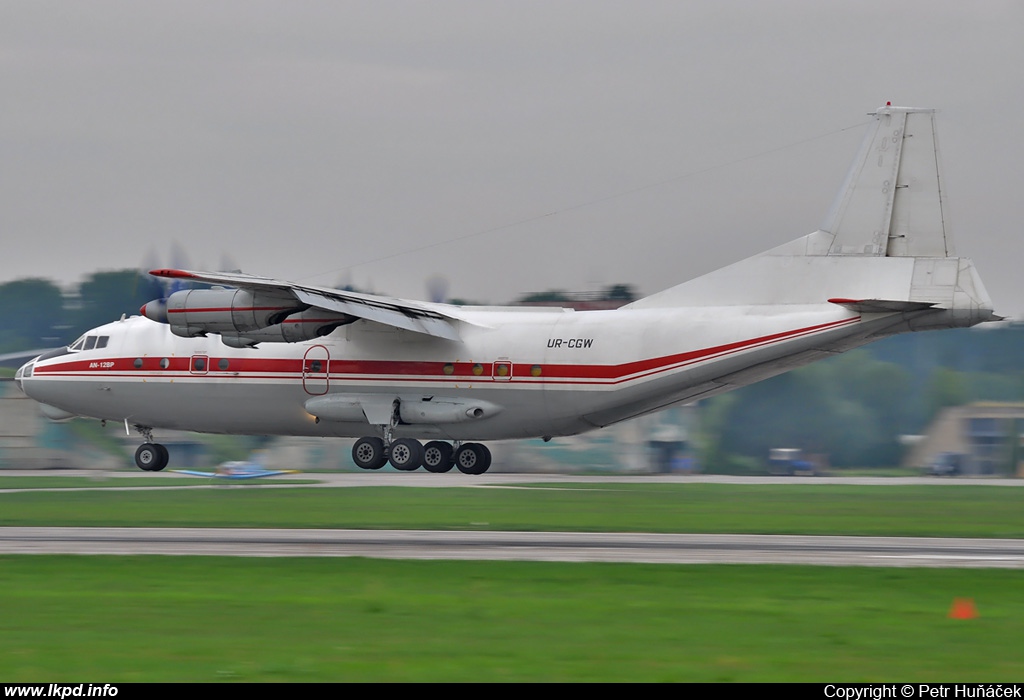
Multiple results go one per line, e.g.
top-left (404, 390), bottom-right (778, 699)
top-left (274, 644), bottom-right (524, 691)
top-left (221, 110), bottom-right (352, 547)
top-left (3, 1), bottom-right (1023, 315)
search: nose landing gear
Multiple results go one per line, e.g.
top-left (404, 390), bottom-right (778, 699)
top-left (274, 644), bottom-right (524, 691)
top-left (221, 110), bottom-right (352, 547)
top-left (131, 424), bottom-right (169, 472)
top-left (135, 443), bottom-right (169, 472)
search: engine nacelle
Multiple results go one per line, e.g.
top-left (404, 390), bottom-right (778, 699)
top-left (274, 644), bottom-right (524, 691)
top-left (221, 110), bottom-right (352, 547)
top-left (218, 309), bottom-right (356, 347)
top-left (142, 288), bottom-right (306, 338)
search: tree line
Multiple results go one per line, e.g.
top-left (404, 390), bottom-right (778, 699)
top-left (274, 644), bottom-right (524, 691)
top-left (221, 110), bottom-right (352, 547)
top-left (699, 325), bottom-right (1024, 470)
top-left (0, 271), bottom-right (164, 353)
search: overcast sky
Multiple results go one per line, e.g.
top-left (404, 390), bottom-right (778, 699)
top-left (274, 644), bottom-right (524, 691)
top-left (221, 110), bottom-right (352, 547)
top-left (3, 1), bottom-right (1023, 315)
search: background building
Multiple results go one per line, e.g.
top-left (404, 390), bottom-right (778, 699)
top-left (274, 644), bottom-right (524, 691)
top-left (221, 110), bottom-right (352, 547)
top-left (906, 402), bottom-right (1024, 476)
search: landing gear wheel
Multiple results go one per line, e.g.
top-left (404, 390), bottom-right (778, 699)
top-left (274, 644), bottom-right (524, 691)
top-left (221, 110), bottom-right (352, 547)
top-left (389, 438), bottom-right (424, 471)
top-left (423, 441), bottom-right (454, 473)
top-left (135, 443), bottom-right (168, 472)
top-left (154, 444), bottom-right (169, 472)
top-left (455, 443), bottom-right (491, 475)
top-left (352, 437), bottom-right (388, 470)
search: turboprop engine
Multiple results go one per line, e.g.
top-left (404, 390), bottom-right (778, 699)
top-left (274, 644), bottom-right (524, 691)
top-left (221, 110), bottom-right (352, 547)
top-left (217, 308), bottom-right (357, 348)
top-left (141, 289), bottom-right (355, 346)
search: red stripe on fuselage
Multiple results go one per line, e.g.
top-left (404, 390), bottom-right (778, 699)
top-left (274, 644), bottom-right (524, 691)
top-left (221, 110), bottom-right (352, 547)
top-left (30, 316), bottom-right (859, 384)
top-left (528, 316), bottom-right (857, 381)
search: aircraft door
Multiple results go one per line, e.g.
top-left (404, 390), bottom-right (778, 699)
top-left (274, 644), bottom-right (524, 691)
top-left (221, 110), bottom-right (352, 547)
top-left (302, 345), bottom-right (330, 396)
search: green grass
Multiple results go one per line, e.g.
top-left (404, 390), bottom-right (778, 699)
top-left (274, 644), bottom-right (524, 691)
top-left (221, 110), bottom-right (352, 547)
top-left (0, 476), bottom-right (317, 489)
top-left (829, 466), bottom-right (926, 477)
top-left (3, 483), bottom-right (1023, 681)
top-left (1, 556), bottom-right (1021, 682)
top-left (1, 483), bottom-right (1023, 537)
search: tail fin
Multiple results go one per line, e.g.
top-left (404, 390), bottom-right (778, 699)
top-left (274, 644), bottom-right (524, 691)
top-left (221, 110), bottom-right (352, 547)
top-left (628, 105), bottom-right (997, 328)
top-left (821, 105), bottom-right (952, 258)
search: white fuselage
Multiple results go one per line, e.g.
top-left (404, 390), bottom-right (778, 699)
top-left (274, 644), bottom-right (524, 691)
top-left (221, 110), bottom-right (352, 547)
top-left (18, 303), bottom-right (890, 442)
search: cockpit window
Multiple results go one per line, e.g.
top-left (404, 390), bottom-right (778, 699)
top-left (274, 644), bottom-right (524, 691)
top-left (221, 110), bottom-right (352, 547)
top-left (67, 335), bottom-right (109, 352)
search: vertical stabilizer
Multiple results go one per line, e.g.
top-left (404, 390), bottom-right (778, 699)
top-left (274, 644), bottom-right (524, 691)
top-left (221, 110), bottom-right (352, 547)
top-left (823, 105), bottom-right (953, 258)
top-left (627, 105), bottom-right (995, 326)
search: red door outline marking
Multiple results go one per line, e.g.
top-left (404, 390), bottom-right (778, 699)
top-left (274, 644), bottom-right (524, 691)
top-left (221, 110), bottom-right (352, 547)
top-left (302, 345), bottom-right (330, 395)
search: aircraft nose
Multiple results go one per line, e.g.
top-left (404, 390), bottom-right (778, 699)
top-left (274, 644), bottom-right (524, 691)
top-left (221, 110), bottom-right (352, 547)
top-left (14, 359), bottom-right (35, 395)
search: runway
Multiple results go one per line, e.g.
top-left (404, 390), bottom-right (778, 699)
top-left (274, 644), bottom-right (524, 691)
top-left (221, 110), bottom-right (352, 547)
top-left (2, 471), bottom-right (1023, 567)
top-left (3, 469), bottom-right (1024, 489)
top-left (3, 527), bottom-right (1024, 567)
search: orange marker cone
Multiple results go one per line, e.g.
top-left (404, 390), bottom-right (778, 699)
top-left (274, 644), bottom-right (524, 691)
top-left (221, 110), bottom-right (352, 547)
top-left (949, 598), bottom-right (978, 619)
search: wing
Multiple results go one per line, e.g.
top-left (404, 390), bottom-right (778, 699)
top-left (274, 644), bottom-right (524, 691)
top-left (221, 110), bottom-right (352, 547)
top-left (149, 268), bottom-right (465, 341)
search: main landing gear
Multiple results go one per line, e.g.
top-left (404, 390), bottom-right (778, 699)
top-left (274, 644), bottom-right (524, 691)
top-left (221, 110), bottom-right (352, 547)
top-left (132, 425), bottom-right (169, 472)
top-left (351, 437), bottom-right (491, 475)
top-left (351, 401), bottom-right (492, 474)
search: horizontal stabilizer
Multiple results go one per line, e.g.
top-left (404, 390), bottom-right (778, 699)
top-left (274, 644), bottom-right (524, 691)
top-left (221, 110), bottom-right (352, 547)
top-left (826, 298), bottom-right (937, 314)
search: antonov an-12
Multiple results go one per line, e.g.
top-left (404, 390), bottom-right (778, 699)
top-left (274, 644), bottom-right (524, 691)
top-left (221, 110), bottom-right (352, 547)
top-left (15, 106), bottom-right (997, 474)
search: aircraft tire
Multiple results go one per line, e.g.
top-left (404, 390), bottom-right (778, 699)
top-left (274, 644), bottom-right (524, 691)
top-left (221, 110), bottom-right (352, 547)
top-left (423, 441), bottom-right (454, 473)
top-left (135, 443), bottom-right (168, 472)
top-left (455, 443), bottom-right (491, 475)
top-left (472, 444), bottom-right (492, 475)
top-left (153, 444), bottom-right (170, 472)
top-left (389, 438), bottom-right (424, 471)
top-left (352, 437), bottom-right (388, 470)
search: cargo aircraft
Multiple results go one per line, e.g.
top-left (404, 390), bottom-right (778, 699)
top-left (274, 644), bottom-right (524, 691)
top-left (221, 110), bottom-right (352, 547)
top-left (15, 106), bottom-right (997, 474)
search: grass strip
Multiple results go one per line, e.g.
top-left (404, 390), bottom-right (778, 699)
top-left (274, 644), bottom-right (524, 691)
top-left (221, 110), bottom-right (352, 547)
top-left (0, 476), bottom-right (317, 489)
top-left (1, 555), bottom-right (1021, 682)
top-left (1, 484), bottom-right (1023, 537)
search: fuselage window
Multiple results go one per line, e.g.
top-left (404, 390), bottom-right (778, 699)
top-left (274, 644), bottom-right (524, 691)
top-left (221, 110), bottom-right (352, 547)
top-left (84, 336), bottom-right (98, 351)
top-left (218, 358), bottom-right (229, 371)
top-left (193, 357), bottom-right (206, 372)
top-left (159, 358), bottom-right (170, 370)
top-left (134, 358), bottom-right (143, 369)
